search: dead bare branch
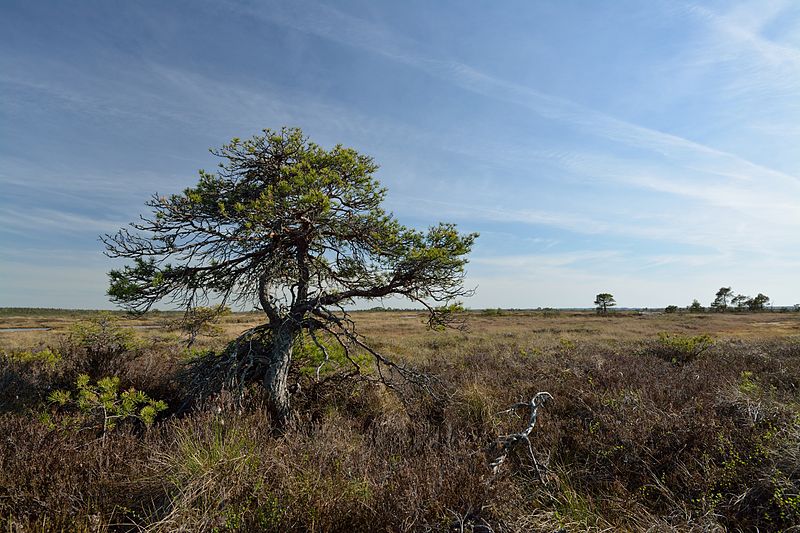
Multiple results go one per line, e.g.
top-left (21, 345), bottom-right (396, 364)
top-left (490, 392), bottom-right (553, 478)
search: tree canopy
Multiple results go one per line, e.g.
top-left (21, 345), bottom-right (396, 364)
top-left (102, 127), bottom-right (477, 425)
top-left (709, 287), bottom-right (770, 313)
top-left (711, 287), bottom-right (732, 312)
top-left (748, 293), bottom-right (770, 311)
top-left (688, 299), bottom-right (704, 313)
top-left (105, 129), bottom-right (475, 318)
top-left (594, 293), bottom-right (616, 314)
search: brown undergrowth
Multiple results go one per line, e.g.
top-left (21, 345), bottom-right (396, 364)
top-left (1, 311), bottom-right (799, 531)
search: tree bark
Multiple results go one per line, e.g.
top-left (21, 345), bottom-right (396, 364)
top-left (263, 321), bottom-right (297, 429)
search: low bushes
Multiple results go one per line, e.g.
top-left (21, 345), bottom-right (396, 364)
top-left (649, 332), bottom-right (715, 363)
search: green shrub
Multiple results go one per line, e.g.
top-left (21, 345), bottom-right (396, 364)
top-left (664, 305), bottom-right (679, 314)
top-left (68, 312), bottom-right (138, 356)
top-left (654, 332), bottom-right (714, 363)
top-left (737, 370), bottom-right (760, 396)
top-left (4, 347), bottom-right (62, 368)
top-left (45, 374), bottom-right (166, 435)
top-left (559, 338), bottom-right (577, 351)
top-left (294, 335), bottom-right (371, 379)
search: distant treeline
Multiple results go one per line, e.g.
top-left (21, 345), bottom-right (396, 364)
top-left (2, 304), bottom-right (797, 318)
top-left (0, 308), bottom-right (180, 317)
top-left (0, 308), bottom-right (121, 317)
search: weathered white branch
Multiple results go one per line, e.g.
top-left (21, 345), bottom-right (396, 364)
top-left (309, 328), bottom-right (331, 382)
top-left (490, 391), bottom-right (553, 477)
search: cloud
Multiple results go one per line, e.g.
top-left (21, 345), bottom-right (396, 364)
top-left (671, 1), bottom-right (800, 104)
top-left (683, 1), bottom-right (800, 67)
top-left (0, 207), bottom-right (126, 235)
top-left (232, 0), bottom-right (800, 187)
top-left (223, 0), bottom-right (800, 269)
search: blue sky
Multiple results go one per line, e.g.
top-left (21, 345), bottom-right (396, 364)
top-left (2, 0), bottom-right (800, 309)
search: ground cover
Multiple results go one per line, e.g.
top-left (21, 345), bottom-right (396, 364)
top-left (1, 310), bottom-right (799, 531)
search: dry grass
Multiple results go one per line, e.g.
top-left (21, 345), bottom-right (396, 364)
top-left (2, 309), bottom-right (800, 531)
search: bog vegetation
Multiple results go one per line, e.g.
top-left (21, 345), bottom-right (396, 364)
top-left (2, 309), bottom-right (800, 531)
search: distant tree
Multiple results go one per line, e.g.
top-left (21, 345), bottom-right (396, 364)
top-left (102, 127), bottom-right (477, 427)
top-left (711, 287), bottom-right (732, 312)
top-left (594, 293), bottom-right (616, 314)
top-left (794, 304), bottom-right (800, 313)
top-left (688, 299), bottom-right (704, 313)
top-left (747, 293), bottom-right (770, 311)
top-left (731, 294), bottom-right (749, 311)
top-left (664, 305), bottom-right (679, 314)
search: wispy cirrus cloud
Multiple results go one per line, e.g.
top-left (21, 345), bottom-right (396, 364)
top-left (230, 0), bottom-right (800, 187)
top-left (393, 189), bottom-right (800, 262)
top-left (666, 1), bottom-right (800, 116)
top-left (472, 250), bottom-right (623, 269)
top-left (0, 207), bottom-right (126, 235)
top-left (682, 0), bottom-right (800, 68)
top-left (223, 0), bottom-right (800, 274)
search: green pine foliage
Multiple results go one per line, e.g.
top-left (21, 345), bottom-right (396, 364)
top-left (45, 374), bottom-right (167, 434)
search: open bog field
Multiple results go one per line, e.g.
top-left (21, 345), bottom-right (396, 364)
top-left (2, 309), bottom-right (800, 531)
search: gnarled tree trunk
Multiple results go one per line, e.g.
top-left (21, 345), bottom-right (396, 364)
top-left (263, 321), bottom-right (297, 429)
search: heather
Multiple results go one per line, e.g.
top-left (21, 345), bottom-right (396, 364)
top-left (1, 310), bottom-right (799, 531)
